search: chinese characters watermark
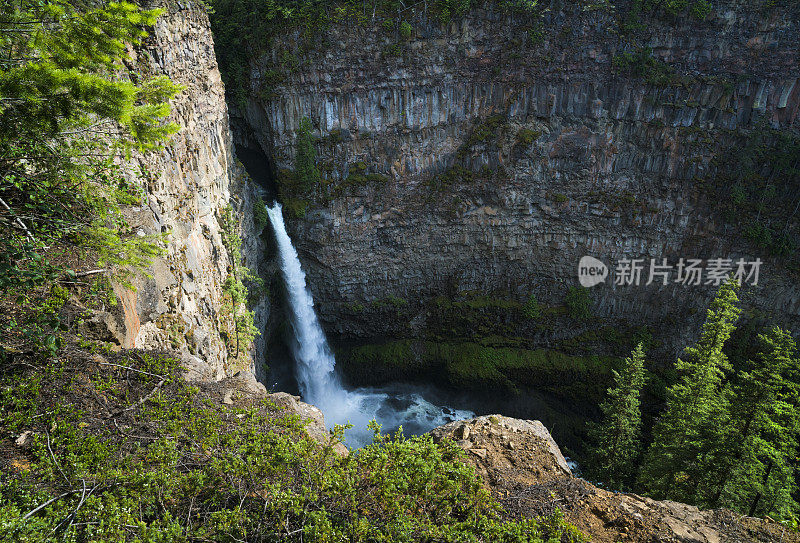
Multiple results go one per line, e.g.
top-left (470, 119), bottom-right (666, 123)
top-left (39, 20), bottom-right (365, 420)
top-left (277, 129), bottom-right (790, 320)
top-left (578, 256), bottom-right (761, 288)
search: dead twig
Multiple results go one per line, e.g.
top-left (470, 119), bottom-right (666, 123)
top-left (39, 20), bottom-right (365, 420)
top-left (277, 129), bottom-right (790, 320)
top-left (111, 418), bottom-right (157, 441)
top-left (0, 195), bottom-right (35, 241)
top-left (75, 269), bottom-right (106, 277)
top-left (123, 379), bottom-right (165, 411)
top-left (45, 429), bottom-right (69, 485)
top-left (98, 362), bottom-right (166, 380)
top-left (49, 479), bottom-right (96, 536)
top-left (22, 490), bottom-right (79, 520)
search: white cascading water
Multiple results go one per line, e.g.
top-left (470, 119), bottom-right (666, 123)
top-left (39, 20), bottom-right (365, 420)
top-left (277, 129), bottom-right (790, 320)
top-left (266, 203), bottom-right (472, 447)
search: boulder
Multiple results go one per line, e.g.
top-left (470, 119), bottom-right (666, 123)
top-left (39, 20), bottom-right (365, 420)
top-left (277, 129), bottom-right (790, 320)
top-left (430, 414), bottom-right (572, 489)
top-left (180, 353), bottom-right (223, 382)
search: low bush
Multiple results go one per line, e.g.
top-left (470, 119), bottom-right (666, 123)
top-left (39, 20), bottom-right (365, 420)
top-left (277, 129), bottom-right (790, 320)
top-left (523, 294), bottom-right (542, 319)
top-left (0, 351), bottom-right (584, 542)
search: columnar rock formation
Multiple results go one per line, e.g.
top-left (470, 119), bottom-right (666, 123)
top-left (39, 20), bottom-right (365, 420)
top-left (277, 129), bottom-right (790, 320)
top-left (62, 4), bottom-right (797, 540)
top-left (234, 1), bottom-right (800, 354)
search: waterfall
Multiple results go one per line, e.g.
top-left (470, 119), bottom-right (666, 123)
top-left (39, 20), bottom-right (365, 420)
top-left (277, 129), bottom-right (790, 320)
top-left (265, 203), bottom-right (342, 407)
top-left (266, 203), bottom-right (472, 446)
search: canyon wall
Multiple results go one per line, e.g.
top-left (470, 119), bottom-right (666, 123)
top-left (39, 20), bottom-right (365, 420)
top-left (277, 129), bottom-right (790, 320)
top-left (109, 1), bottom-right (269, 380)
top-left (235, 0), bottom-right (800, 357)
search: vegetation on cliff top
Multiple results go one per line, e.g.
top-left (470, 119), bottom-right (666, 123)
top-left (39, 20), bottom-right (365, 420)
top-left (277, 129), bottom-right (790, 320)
top-left (208, 0), bottom-right (546, 106)
top-left (0, 0), bottom-right (179, 356)
top-left (0, 349), bottom-right (584, 542)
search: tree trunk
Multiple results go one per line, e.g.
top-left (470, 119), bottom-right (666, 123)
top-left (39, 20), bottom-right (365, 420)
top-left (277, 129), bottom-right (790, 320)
top-left (748, 459), bottom-right (773, 517)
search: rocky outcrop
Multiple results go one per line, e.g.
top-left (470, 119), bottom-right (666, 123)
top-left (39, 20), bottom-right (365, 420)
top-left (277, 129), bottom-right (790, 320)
top-left (210, 370), bottom-right (348, 455)
top-left (236, 0), bottom-right (800, 357)
top-left (104, 1), bottom-right (269, 380)
top-left (431, 415), bottom-right (573, 487)
top-left (432, 415), bottom-right (798, 543)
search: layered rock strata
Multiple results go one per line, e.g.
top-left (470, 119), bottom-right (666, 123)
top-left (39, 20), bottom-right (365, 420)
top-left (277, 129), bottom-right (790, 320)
top-left (236, 1), bottom-right (800, 354)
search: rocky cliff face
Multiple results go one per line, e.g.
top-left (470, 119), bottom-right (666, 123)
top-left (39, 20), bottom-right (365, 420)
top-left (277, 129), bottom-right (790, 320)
top-left (108, 1), bottom-right (269, 380)
top-left (432, 415), bottom-right (799, 543)
top-left (234, 0), bottom-right (799, 358)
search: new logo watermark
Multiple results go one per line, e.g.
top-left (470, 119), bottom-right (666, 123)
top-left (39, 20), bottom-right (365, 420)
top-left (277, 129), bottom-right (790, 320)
top-left (578, 256), bottom-right (609, 287)
top-left (577, 257), bottom-right (762, 287)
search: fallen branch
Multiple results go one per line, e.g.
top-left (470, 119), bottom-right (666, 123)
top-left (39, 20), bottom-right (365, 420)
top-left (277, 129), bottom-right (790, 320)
top-left (121, 379), bottom-right (166, 413)
top-left (51, 479), bottom-right (92, 536)
top-left (45, 429), bottom-right (69, 485)
top-left (98, 362), bottom-right (166, 380)
top-left (111, 418), bottom-right (157, 440)
top-left (0, 195), bottom-right (35, 241)
top-left (22, 490), bottom-right (79, 520)
top-left (75, 269), bottom-right (106, 277)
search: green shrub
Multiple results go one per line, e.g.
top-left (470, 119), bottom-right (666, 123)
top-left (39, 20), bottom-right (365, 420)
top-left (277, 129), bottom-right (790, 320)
top-left (386, 294), bottom-right (409, 308)
top-left (464, 114), bottom-right (507, 149)
top-left (620, 0), bottom-right (712, 34)
top-left (386, 43), bottom-right (403, 56)
top-left (399, 20), bottom-right (413, 39)
top-left (426, 165), bottom-right (475, 191)
top-left (516, 128), bottom-right (541, 146)
top-left (662, 0), bottom-right (688, 15)
top-left (334, 166), bottom-right (388, 197)
top-left (612, 47), bottom-right (678, 86)
top-left (565, 287), bottom-right (592, 321)
top-left (434, 0), bottom-right (472, 23)
top-left (253, 197), bottom-right (270, 226)
top-left (295, 117), bottom-right (320, 191)
top-left (528, 26), bottom-right (544, 45)
top-left (523, 294), bottom-right (541, 319)
top-left (0, 352), bottom-right (584, 542)
top-left (348, 303), bottom-right (366, 315)
top-left (220, 206), bottom-right (261, 369)
top-left (283, 198), bottom-right (309, 218)
top-left (690, 0), bottom-right (711, 19)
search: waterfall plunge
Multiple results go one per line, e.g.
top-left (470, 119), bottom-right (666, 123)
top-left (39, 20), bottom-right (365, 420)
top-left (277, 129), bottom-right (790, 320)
top-left (266, 203), bottom-right (472, 447)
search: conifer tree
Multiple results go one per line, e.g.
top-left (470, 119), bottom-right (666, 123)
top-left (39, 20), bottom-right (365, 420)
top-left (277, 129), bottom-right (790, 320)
top-left (588, 342), bottom-right (647, 489)
top-left (705, 326), bottom-right (799, 517)
top-left (638, 279), bottom-right (741, 502)
top-left (0, 0), bottom-right (180, 291)
top-left (0, 0), bottom-right (180, 353)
